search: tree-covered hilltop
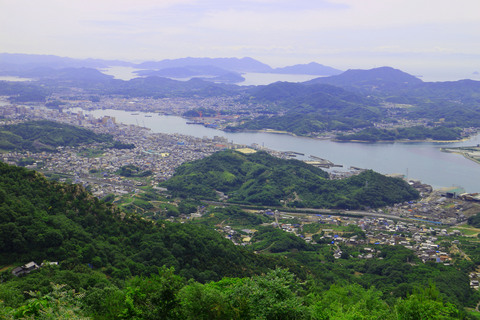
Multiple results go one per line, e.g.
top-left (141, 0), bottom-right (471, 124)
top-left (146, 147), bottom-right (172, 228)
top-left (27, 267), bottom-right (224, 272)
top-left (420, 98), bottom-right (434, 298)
top-left (0, 161), bottom-right (275, 282)
top-left (229, 68), bottom-right (480, 138)
top-left (306, 66), bottom-right (424, 92)
top-left (0, 120), bottom-right (114, 152)
top-left (161, 150), bottom-right (419, 209)
top-left (228, 82), bottom-right (382, 135)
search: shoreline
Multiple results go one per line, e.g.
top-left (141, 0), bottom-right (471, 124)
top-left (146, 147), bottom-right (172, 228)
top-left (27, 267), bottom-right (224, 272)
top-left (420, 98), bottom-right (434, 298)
top-left (332, 137), bottom-right (470, 144)
top-left (57, 108), bottom-right (480, 192)
top-left (82, 108), bottom-right (477, 145)
top-left (441, 147), bottom-right (480, 166)
top-left (226, 126), bottom-right (472, 144)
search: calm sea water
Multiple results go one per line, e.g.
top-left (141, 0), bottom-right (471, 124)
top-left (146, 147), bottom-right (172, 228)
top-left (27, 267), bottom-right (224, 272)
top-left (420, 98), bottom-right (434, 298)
top-left (101, 66), bottom-right (480, 84)
top-left (0, 76), bottom-right (32, 82)
top-left (79, 109), bottom-right (480, 192)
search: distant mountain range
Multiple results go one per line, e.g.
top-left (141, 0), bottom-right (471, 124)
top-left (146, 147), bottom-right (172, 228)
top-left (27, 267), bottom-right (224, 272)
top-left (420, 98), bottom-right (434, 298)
top-left (136, 58), bottom-right (342, 76)
top-left (135, 65), bottom-right (245, 84)
top-left (304, 66), bottom-right (480, 102)
top-left (228, 66), bottom-right (480, 137)
top-left (0, 53), bottom-right (130, 71)
top-left (305, 66), bottom-right (423, 92)
top-left (272, 62), bottom-right (342, 75)
top-left (2, 54), bottom-right (480, 141)
top-left (16, 67), bottom-right (114, 82)
top-left (136, 57), bottom-right (272, 73)
top-left (0, 53), bottom-right (342, 81)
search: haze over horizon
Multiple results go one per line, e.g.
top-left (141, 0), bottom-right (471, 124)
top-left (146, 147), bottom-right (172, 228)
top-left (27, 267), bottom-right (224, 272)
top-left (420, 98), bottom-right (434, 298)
top-left (2, 0), bottom-right (480, 81)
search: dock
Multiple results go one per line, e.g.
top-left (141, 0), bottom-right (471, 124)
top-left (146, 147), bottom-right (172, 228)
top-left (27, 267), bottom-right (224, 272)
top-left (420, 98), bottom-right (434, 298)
top-left (287, 151), bottom-right (305, 156)
top-left (305, 155), bottom-right (343, 168)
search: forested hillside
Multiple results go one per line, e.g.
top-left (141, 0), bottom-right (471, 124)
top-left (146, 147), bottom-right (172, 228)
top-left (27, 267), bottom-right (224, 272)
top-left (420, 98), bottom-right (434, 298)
top-left (228, 68), bottom-right (480, 138)
top-left (162, 150), bottom-right (419, 208)
top-left (0, 161), bottom-right (477, 319)
top-left (0, 161), bottom-right (272, 281)
top-left (229, 82), bottom-right (381, 135)
top-left (0, 120), bottom-right (112, 152)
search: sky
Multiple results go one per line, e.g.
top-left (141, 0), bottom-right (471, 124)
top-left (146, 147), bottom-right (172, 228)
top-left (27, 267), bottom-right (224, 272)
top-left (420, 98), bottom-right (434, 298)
top-left (1, 0), bottom-right (480, 79)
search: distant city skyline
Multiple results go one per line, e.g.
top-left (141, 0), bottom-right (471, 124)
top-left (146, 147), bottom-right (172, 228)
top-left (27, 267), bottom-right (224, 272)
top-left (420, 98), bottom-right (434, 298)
top-left (2, 0), bottom-right (480, 80)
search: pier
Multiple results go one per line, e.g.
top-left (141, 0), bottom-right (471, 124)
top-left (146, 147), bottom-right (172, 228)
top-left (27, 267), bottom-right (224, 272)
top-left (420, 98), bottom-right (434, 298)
top-left (305, 155), bottom-right (343, 168)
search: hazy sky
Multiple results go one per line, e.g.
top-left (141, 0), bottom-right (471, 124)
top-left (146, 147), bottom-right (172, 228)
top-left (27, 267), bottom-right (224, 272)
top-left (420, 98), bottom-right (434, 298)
top-left (1, 0), bottom-right (480, 77)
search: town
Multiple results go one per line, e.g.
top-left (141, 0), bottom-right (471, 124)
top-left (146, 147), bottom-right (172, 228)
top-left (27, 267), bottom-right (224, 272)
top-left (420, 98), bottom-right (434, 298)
top-left (2, 98), bottom-right (480, 284)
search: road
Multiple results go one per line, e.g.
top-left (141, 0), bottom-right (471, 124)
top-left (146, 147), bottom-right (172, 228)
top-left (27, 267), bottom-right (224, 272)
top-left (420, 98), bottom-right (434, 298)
top-left (201, 200), bottom-right (428, 224)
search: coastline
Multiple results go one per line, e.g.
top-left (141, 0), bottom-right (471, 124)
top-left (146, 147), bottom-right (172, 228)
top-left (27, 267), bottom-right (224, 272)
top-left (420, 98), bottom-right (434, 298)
top-left (332, 137), bottom-right (471, 144)
top-left (102, 110), bottom-right (477, 145)
top-left (441, 146), bottom-right (480, 166)
top-left (464, 153), bottom-right (480, 165)
top-left (229, 127), bottom-right (472, 144)
top-left (223, 123), bottom-right (474, 144)
top-left (64, 108), bottom-right (480, 192)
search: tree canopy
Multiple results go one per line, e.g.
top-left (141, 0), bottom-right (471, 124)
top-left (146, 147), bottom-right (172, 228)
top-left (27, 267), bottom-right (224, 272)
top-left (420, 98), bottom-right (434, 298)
top-left (162, 150), bottom-right (419, 209)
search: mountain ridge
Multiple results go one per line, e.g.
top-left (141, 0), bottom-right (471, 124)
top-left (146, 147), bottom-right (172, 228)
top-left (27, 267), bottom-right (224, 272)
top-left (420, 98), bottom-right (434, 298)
top-left (305, 66), bottom-right (423, 90)
top-left (272, 62), bottom-right (342, 75)
top-left (1, 53), bottom-right (343, 77)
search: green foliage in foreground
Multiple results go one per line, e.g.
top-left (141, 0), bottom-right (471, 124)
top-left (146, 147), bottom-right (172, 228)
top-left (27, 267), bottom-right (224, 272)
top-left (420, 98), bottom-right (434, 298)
top-left (162, 150), bottom-right (419, 209)
top-left (0, 120), bottom-right (112, 152)
top-left (0, 268), bottom-right (467, 319)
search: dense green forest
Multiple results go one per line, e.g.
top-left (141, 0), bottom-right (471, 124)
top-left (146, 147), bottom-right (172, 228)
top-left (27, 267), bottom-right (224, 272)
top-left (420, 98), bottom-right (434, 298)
top-left (336, 126), bottom-right (463, 141)
top-left (0, 268), bottom-right (471, 319)
top-left (0, 161), bottom-right (478, 318)
top-left (0, 161), bottom-right (277, 281)
top-left (0, 120), bottom-right (113, 152)
top-left (227, 112), bottom-right (374, 135)
top-left (161, 150), bottom-right (419, 209)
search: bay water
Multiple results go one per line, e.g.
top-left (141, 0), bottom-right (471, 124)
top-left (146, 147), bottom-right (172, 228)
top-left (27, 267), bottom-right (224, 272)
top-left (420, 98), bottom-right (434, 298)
top-left (80, 109), bottom-right (480, 193)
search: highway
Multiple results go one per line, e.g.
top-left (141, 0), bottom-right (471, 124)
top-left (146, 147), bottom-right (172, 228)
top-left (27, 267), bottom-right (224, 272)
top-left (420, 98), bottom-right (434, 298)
top-left (201, 200), bottom-right (430, 224)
